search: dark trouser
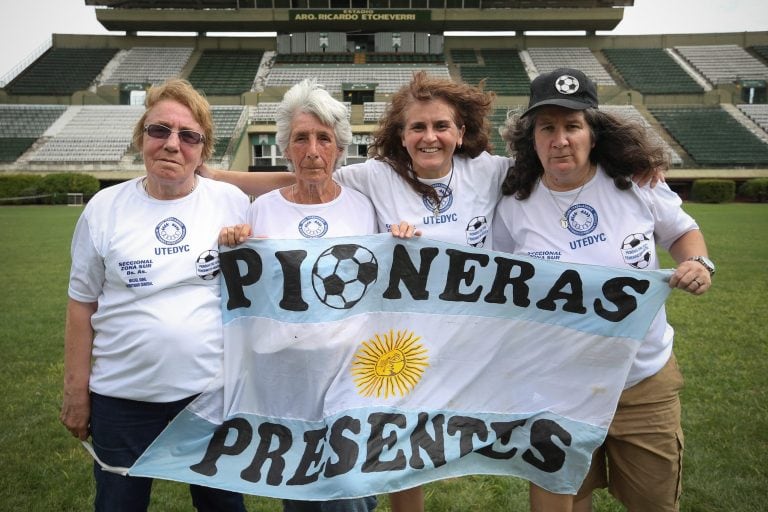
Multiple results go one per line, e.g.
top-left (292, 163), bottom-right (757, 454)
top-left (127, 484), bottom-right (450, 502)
top-left (90, 392), bottom-right (246, 512)
top-left (283, 496), bottom-right (378, 512)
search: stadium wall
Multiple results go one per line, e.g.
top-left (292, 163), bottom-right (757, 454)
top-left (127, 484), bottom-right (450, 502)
top-left (1, 31), bottom-right (767, 184)
top-left (444, 31), bottom-right (768, 51)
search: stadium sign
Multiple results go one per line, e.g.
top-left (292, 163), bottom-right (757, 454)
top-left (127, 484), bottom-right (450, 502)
top-left (289, 9), bottom-right (430, 23)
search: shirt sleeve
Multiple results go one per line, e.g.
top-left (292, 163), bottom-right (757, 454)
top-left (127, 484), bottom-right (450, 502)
top-left (491, 197), bottom-right (517, 254)
top-left (68, 212), bottom-right (105, 303)
top-left (334, 161), bottom-right (374, 197)
top-left (644, 183), bottom-right (700, 251)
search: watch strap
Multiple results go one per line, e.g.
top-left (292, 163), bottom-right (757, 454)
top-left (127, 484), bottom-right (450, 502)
top-left (687, 256), bottom-right (715, 276)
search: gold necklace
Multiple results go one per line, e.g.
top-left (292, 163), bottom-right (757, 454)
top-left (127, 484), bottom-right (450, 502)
top-left (542, 173), bottom-right (589, 229)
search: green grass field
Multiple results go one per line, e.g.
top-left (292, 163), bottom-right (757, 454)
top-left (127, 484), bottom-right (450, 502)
top-left (0, 204), bottom-right (766, 511)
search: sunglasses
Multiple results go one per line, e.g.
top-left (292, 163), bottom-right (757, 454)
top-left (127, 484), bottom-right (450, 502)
top-left (144, 124), bottom-right (205, 145)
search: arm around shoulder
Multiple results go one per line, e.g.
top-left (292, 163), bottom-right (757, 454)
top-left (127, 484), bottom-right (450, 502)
top-left (198, 163), bottom-right (294, 196)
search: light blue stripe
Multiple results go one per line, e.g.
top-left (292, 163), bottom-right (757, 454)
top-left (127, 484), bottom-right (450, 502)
top-left (132, 406), bottom-right (605, 498)
top-left (221, 234), bottom-right (671, 340)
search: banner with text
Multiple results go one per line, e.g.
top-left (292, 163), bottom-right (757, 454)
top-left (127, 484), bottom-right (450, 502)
top-left (129, 234), bottom-right (672, 498)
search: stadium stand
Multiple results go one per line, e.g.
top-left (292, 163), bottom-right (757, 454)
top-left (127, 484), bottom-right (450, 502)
top-left (250, 103), bottom-right (280, 124)
top-left (188, 49), bottom-right (264, 95)
top-left (602, 48), bottom-right (703, 94)
top-left (600, 105), bottom-right (683, 166)
top-left (526, 47), bottom-right (615, 85)
top-left (366, 53), bottom-right (445, 64)
top-left (457, 49), bottom-right (529, 96)
top-left (275, 53), bottom-right (354, 64)
top-left (0, 139), bottom-right (38, 163)
top-left (488, 107), bottom-right (512, 154)
top-left (363, 102), bottom-right (388, 123)
top-left (752, 45), bottom-right (768, 63)
top-left (738, 103), bottom-right (768, 133)
top-left (264, 65), bottom-right (451, 94)
top-left (0, 105), bottom-right (68, 137)
top-left (100, 47), bottom-right (193, 86)
top-left (5, 48), bottom-right (118, 96)
top-left (649, 106), bottom-right (768, 166)
top-left (449, 48), bottom-right (478, 65)
top-left (27, 106), bottom-right (142, 163)
top-left (251, 101), bottom-right (352, 127)
top-left (675, 45), bottom-right (768, 85)
top-left (0, 105), bottom-right (67, 162)
top-left (210, 105), bottom-right (248, 165)
top-left (0, 2), bottom-right (766, 185)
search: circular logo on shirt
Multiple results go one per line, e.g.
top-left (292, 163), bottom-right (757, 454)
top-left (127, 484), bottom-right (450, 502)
top-left (298, 215), bottom-right (329, 238)
top-left (565, 204), bottom-right (598, 236)
top-left (422, 183), bottom-right (453, 215)
top-left (155, 217), bottom-right (186, 245)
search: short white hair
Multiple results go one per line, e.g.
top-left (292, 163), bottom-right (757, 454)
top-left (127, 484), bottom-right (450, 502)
top-left (275, 78), bottom-right (351, 170)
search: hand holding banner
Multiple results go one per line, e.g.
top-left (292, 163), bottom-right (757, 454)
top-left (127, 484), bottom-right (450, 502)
top-left (127, 234), bottom-right (672, 498)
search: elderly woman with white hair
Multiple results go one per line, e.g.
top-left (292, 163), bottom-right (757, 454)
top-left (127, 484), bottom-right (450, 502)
top-left (222, 78), bottom-right (375, 242)
top-left (220, 78), bottom-right (378, 512)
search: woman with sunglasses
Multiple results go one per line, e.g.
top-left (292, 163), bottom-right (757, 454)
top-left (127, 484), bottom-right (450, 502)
top-left (60, 78), bottom-right (250, 512)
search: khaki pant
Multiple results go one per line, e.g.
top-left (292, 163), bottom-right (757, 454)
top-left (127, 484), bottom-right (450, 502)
top-left (577, 354), bottom-right (685, 512)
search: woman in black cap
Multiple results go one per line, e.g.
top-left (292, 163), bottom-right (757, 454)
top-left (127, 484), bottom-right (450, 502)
top-left (494, 68), bottom-right (714, 512)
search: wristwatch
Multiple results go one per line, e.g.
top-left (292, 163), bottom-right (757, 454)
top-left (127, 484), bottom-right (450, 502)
top-left (688, 256), bottom-right (715, 276)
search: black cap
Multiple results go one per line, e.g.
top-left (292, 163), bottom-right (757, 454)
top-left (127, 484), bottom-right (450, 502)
top-left (522, 68), bottom-right (598, 117)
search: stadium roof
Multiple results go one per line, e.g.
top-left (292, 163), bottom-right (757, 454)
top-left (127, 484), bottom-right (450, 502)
top-left (85, 1), bottom-right (632, 33)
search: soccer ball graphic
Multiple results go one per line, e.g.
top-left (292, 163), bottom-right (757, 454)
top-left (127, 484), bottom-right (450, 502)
top-left (312, 244), bottom-right (378, 309)
top-left (195, 249), bottom-right (220, 280)
top-left (621, 233), bottom-right (652, 269)
top-left (465, 215), bottom-right (488, 247)
top-left (555, 75), bottom-right (580, 95)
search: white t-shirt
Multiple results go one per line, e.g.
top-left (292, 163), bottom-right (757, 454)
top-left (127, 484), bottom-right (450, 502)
top-left (68, 176), bottom-right (250, 402)
top-left (335, 152), bottom-right (511, 248)
top-left (247, 185), bottom-right (376, 238)
top-left (493, 169), bottom-right (699, 387)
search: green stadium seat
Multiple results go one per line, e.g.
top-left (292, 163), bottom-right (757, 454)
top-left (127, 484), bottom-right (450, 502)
top-left (650, 107), bottom-right (768, 166)
top-left (457, 49), bottom-right (529, 96)
top-left (188, 50), bottom-right (265, 96)
top-left (5, 48), bottom-right (117, 96)
top-left (602, 48), bottom-right (703, 94)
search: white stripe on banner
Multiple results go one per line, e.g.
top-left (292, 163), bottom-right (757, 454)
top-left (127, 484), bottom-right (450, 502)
top-left (127, 234), bottom-right (672, 497)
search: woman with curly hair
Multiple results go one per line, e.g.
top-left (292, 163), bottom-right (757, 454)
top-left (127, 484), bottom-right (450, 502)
top-left (494, 68), bottom-right (713, 512)
top-left (335, 70), bottom-right (511, 247)
top-left (212, 71), bottom-right (512, 249)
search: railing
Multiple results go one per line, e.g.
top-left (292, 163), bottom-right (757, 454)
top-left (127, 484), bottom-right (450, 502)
top-left (0, 37), bottom-right (52, 88)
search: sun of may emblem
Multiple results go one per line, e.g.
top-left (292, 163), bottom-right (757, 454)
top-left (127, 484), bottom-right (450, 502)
top-left (351, 329), bottom-right (429, 399)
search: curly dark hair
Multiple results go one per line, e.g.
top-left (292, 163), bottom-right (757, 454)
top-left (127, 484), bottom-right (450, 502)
top-left (368, 71), bottom-right (495, 204)
top-left (501, 108), bottom-right (669, 199)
